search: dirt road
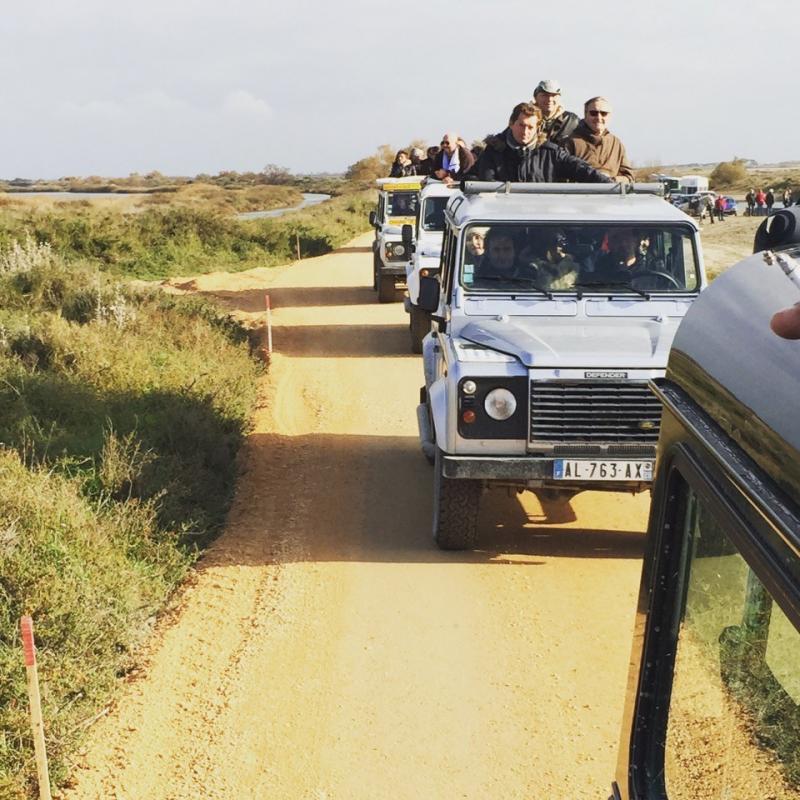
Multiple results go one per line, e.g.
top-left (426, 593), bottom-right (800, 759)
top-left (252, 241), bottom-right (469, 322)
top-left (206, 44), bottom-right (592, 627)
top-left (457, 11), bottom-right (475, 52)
top-left (62, 234), bottom-right (650, 800)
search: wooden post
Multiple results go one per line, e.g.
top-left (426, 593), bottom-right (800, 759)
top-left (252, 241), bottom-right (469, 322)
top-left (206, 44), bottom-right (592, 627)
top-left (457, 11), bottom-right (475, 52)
top-left (265, 294), bottom-right (273, 355)
top-left (295, 233), bottom-right (301, 262)
top-left (20, 616), bottom-right (52, 800)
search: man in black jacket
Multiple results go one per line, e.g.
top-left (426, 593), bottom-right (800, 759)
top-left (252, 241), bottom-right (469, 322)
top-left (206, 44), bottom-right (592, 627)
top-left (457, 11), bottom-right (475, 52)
top-left (472, 102), bottom-right (612, 184)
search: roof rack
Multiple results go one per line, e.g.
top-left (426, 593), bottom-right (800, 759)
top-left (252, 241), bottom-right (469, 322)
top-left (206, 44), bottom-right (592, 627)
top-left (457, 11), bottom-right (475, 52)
top-left (375, 177), bottom-right (425, 190)
top-left (460, 181), bottom-right (664, 197)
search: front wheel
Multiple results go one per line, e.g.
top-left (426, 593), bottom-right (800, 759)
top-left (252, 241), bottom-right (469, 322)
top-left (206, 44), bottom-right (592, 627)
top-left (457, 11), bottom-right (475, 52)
top-left (432, 448), bottom-right (481, 550)
top-left (378, 274), bottom-right (397, 303)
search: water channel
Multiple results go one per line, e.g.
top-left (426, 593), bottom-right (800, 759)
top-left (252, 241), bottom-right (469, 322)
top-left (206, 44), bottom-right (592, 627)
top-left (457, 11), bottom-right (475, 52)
top-left (5, 191), bottom-right (331, 219)
top-left (236, 192), bottom-right (330, 220)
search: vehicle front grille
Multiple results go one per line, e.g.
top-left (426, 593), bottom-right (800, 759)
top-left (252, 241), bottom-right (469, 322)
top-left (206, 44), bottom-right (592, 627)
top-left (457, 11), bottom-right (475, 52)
top-left (529, 382), bottom-right (662, 444)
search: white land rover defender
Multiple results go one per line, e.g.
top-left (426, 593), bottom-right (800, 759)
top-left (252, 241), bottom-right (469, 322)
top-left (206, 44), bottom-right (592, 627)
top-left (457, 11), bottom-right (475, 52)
top-left (402, 180), bottom-right (455, 352)
top-left (416, 182), bottom-right (706, 550)
top-left (369, 177), bottom-right (422, 302)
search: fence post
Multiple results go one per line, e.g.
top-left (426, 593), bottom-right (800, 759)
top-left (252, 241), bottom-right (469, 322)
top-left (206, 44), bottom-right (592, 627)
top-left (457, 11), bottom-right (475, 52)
top-left (265, 294), bottom-right (273, 355)
top-left (20, 616), bottom-right (52, 800)
top-left (295, 233), bottom-right (301, 262)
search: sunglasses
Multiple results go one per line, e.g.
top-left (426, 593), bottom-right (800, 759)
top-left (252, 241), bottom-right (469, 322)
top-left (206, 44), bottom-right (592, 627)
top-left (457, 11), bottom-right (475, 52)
top-left (588, 109), bottom-right (610, 117)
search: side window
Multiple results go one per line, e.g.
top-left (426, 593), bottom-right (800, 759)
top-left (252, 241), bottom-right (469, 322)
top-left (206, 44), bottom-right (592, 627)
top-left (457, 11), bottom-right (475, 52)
top-left (681, 237), bottom-right (698, 290)
top-left (664, 480), bottom-right (800, 799)
top-left (444, 230), bottom-right (459, 298)
top-left (439, 229), bottom-right (453, 291)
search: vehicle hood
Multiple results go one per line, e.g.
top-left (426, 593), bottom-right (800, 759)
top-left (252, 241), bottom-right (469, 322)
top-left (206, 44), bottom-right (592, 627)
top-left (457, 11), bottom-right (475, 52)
top-left (459, 316), bottom-right (679, 368)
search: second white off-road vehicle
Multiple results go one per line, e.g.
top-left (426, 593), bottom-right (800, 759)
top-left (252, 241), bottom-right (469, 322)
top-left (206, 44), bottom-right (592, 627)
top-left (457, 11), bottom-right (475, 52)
top-left (416, 182), bottom-right (706, 549)
top-left (402, 179), bottom-right (454, 352)
top-left (369, 177), bottom-right (422, 302)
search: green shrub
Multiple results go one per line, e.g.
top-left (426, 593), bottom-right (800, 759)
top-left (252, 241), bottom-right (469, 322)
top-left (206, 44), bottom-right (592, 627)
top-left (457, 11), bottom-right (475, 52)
top-left (0, 191), bottom-right (373, 280)
top-left (0, 448), bottom-right (189, 798)
top-left (0, 258), bottom-right (261, 797)
top-left (709, 159), bottom-right (748, 189)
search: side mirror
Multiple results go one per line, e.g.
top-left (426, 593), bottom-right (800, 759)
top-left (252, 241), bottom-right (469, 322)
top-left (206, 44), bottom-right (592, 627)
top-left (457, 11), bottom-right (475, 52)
top-left (418, 275), bottom-right (441, 313)
top-left (402, 224), bottom-right (414, 246)
top-left (369, 211), bottom-right (377, 227)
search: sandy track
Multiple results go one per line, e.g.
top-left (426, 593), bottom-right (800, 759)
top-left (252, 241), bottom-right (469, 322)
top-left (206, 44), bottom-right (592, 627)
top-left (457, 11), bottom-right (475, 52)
top-left (61, 234), bottom-right (650, 800)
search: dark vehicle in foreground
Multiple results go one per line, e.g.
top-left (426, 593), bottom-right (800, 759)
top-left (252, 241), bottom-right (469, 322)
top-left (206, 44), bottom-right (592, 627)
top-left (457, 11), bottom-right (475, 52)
top-left (611, 211), bottom-right (800, 799)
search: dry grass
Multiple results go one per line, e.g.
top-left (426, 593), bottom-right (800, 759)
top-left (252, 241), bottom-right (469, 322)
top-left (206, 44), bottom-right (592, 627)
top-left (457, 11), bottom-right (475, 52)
top-left (698, 213), bottom-right (762, 280)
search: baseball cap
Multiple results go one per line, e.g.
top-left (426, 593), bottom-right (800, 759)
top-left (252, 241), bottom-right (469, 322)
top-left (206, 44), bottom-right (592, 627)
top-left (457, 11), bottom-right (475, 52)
top-left (534, 79), bottom-right (562, 96)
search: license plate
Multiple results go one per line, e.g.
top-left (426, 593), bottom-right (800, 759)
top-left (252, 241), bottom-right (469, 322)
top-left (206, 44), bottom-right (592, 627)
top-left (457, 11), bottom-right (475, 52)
top-left (553, 459), bottom-right (653, 481)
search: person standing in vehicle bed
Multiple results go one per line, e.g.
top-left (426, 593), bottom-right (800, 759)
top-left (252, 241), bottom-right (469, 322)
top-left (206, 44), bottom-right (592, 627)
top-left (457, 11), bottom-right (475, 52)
top-left (433, 133), bottom-right (475, 183)
top-left (390, 150), bottom-right (414, 177)
top-left (533, 79), bottom-right (579, 146)
top-left (471, 102), bottom-right (611, 184)
top-left (418, 146), bottom-right (439, 176)
top-left (566, 97), bottom-right (634, 183)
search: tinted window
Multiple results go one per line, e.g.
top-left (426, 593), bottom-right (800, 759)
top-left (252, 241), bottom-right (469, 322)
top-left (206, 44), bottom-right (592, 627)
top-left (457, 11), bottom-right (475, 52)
top-left (664, 483), bottom-right (800, 799)
top-left (422, 197), bottom-right (448, 231)
top-left (386, 191), bottom-right (418, 217)
top-left (459, 223), bottom-right (700, 294)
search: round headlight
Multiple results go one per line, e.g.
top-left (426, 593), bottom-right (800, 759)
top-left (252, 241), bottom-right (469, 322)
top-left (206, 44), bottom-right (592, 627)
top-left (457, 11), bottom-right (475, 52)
top-left (484, 388), bottom-right (517, 421)
top-left (462, 380), bottom-right (477, 395)
top-left (394, 244), bottom-right (406, 257)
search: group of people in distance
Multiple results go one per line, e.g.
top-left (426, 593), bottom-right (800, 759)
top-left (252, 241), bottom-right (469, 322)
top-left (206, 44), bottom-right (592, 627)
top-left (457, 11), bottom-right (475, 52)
top-left (745, 187), bottom-right (793, 217)
top-left (389, 79), bottom-right (633, 186)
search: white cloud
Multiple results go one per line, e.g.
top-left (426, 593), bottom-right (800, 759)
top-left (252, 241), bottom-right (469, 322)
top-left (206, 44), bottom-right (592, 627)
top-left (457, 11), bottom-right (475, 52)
top-left (221, 89), bottom-right (273, 119)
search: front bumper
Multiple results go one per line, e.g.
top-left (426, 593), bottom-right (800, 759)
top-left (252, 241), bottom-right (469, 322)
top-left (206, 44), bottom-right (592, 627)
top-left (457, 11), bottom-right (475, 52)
top-left (442, 454), bottom-right (651, 490)
top-left (379, 264), bottom-right (407, 278)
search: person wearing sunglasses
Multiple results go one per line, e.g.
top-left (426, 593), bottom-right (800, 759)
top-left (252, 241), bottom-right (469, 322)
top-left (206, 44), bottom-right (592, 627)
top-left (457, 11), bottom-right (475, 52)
top-left (566, 96), bottom-right (634, 183)
top-left (471, 101), bottom-right (611, 184)
top-left (432, 132), bottom-right (475, 183)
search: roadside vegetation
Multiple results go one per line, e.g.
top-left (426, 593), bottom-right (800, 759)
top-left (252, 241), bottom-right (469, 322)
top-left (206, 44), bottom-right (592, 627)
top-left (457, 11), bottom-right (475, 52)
top-left (0, 188), bottom-right (373, 280)
top-left (0, 165), bottom-right (374, 797)
top-left (0, 239), bottom-right (262, 798)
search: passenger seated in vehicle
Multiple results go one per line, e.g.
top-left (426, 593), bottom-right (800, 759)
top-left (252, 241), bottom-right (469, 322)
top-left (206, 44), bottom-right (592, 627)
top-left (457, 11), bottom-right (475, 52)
top-left (464, 227), bottom-right (488, 269)
top-left (594, 229), bottom-right (641, 278)
top-left (534, 231), bottom-right (579, 290)
top-left (471, 229), bottom-right (536, 288)
top-left (593, 229), bottom-right (677, 289)
top-left (391, 194), bottom-right (413, 215)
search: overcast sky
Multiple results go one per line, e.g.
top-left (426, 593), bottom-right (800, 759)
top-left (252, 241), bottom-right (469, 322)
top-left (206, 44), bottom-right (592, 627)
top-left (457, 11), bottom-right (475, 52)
top-left (2, 0), bottom-right (797, 178)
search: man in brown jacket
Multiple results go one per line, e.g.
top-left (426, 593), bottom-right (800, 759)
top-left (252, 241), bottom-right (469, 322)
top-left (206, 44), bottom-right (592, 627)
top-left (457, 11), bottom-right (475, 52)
top-left (566, 97), bottom-right (634, 183)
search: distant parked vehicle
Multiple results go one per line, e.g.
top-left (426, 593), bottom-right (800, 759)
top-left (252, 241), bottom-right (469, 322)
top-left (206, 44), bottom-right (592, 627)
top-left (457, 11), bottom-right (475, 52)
top-left (721, 195), bottom-right (738, 215)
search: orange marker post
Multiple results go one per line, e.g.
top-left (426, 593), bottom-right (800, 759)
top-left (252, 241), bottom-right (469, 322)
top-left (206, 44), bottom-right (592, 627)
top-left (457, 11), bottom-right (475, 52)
top-left (20, 616), bottom-right (52, 800)
top-left (265, 294), bottom-right (273, 355)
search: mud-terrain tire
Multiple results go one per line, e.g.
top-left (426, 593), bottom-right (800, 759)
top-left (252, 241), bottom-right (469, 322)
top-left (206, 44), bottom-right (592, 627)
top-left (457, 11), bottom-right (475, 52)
top-left (432, 448), bottom-right (481, 550)
top-left (378, 274), bottom-right (396, 303)
top-left (409, 305), bottom-right (429, 354)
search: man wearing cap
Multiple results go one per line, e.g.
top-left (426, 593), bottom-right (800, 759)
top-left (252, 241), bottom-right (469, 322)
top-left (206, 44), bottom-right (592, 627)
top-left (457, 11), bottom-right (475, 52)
top-left (533, 79), bottom-right (579, 147)
top-left (471, 101), bottom-right (611, 184)
top-left (566, 97), bottom-right (634, 183)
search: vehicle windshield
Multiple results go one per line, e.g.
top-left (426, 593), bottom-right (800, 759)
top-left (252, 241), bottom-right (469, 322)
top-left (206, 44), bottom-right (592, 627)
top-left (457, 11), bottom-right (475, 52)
top-left (460, 222), bottom-right (700, 294)
top-left (421, 197), bottom-right (448, 231)
top-left (386, 191), bottom-right (418, 218)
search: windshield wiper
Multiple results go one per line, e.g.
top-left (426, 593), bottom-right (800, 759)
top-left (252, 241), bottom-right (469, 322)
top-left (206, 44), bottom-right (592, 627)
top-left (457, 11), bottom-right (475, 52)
top-left (475, 275), bottom-right (554, 299)
top-left (573, 280), bottom-right (650, 300)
